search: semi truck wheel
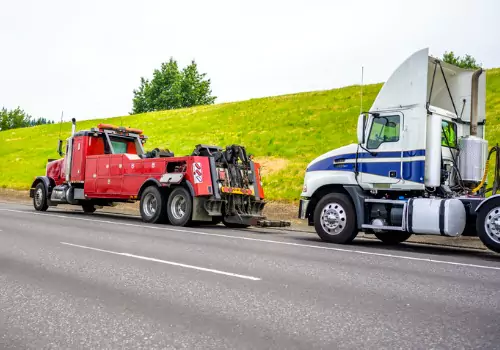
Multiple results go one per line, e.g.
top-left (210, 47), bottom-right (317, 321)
top-left (313, 192), bottom-right (357, 244)
top-left (140, 186), bottom-right (167, 224)
top-left (476, 199), bottom-right (500, 253)
top-left (374, 231), bottom-right (412, 245)
top-left (167, 187), bottom-right (192, 227)
top-left (33, 182), bottom-right (49, 211)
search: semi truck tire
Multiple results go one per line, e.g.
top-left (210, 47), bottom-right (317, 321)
top-left (33, 182), bottom-right (49, 212)
top-left (313, 192), bottom-right (357, 244)
top-left (476, 198), bottom-right (500, 253)
top-left (374, 231), bottom-right (412, 245)
top-left (140, 186), bottom-right (168, 224)
top-left (167, 187), bottom-right (193, 227)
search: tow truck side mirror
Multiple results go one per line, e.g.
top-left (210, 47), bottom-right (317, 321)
top-left (357, 114), bottom-right (366, 144)
top-left (57, 139), bottom-right (64, 157)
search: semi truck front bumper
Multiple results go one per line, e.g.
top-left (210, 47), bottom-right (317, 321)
top-left (298, 199), bottom-right (310, 220)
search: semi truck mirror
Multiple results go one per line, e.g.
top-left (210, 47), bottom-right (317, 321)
top-left (357, 114), bottom-right (366, 144)
top-left (57, 139), bottom-right (64, 156)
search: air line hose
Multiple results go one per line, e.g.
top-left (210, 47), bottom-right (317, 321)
top-left (472, 144), bottom-right (500, 194)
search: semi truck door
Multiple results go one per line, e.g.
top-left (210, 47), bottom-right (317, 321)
top-left (70, 136), bottom-right (85, 183)
top-left (84, 157), bottom-right (97, 194)
top-left (359, 113), bottom-right (404, 188)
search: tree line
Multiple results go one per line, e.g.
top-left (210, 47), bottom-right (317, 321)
top-left (0, 107), bottom-right (54, 131)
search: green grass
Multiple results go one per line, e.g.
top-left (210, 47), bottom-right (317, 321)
top-left (1, 69), bottom-right (500, 202)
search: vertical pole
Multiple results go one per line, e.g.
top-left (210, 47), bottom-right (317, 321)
top-left (360, 66), bottom-right (364, 114)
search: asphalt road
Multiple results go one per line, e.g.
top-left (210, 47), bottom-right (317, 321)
top-left (1, 202), bottom-right (500, 349)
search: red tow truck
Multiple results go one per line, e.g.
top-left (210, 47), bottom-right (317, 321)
top-left (30, 119), bottom-right (289, 228)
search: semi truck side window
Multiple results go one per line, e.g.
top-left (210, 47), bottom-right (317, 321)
top-left (366, 115), bottom-right (400, 149)
top-left (441, 120), bottom-right (457, 148)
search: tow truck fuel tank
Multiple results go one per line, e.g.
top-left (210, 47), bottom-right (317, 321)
top-left (407, 198), bottom-right (466, 237)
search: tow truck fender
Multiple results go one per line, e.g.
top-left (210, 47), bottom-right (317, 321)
top-left (183, 180), bottom-right (195, 197)
top-left (137, 178), bottom-right (163, 198)
top-left (137, 176), bottom-right (194, 198)
top-left (29, 176), bottom-right (55, 198)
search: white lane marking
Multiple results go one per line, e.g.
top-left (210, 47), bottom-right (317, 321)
top-left (60, 242), bottom-right (261, 281)
top-left (2, 208), bottom-right (500, 272)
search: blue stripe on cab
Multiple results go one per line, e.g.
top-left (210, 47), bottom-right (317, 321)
top-left (306, 149), bottom-right (425, 183)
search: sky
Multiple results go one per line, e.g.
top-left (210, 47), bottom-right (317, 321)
top-left (0, 0), bottom-right (499, 122)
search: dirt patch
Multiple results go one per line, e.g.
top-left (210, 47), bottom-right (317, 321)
top-left (254, 157), bottom-right (288, 175)
top-left (0, 188), bottom-right (30, 204)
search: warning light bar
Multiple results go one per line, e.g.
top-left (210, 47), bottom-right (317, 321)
top-left (97, 123), bottom-right (143, 135)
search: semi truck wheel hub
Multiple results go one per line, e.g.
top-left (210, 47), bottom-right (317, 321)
top-left (485, 207), bottom-right (500, 243)
top-left (320, 202), bottom-right (346, 235)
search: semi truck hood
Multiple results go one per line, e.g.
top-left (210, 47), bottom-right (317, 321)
top-left (306, 144), bottom-right (358, 171)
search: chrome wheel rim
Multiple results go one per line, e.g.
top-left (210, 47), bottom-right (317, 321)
top-left (171, 194), bottom-right (186, 220)
top-left (484, 207), bottom-right (500, 244)
top-left (143, 193), bottom-right (157, 217)
top-left (320, 202), bottom-right (347, 235)
top-left (35, 188), bottom-right (43, 207)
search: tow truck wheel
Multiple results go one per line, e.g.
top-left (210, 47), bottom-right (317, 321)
top-left (167, 187), bottom-right (193, 227)
top-left (313, 193), bottom-right (357, 244)
top-left (476, 200), bottom-right (500, 253)
top-left (33, 182), bottom-right (49, 212)
top-left (374, 231), bottom-right (412, 245)
top-left (140, 186), bottom-right (168, 224)
top-left (82, 204), bottom-right (96, 214)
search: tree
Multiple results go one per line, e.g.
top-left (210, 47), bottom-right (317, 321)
top-left (0, 106), bottom-right (53, 131)
top-left (131, 58), bottom-right (216, 114)
top-left (442, 51), bottom-right (481, 69)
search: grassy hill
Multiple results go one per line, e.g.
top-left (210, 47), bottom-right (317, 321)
top-left (1, 68), bottom-right (499, 202)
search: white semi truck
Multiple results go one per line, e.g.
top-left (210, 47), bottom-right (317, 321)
top-left (298, 48), bottom-right (500, 253)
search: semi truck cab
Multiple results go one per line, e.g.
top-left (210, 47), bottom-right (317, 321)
top-left (299, 48), bottom-right (500, 254)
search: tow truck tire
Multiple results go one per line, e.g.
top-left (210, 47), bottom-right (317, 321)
top-left (33, 182), bottom-right (49, 212)
top-left (476, 199), bottom-right (500, 253)
top-left (314, 192), bottom-right (357, 244)
top-left (82, 204), bottom-right (96, 214)
top-left (374, 231), bottom-right (412, 245)
top-left (140, 186), bottom-right (167, 224)
top-left (167, 187), bottom-right (193, 227)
